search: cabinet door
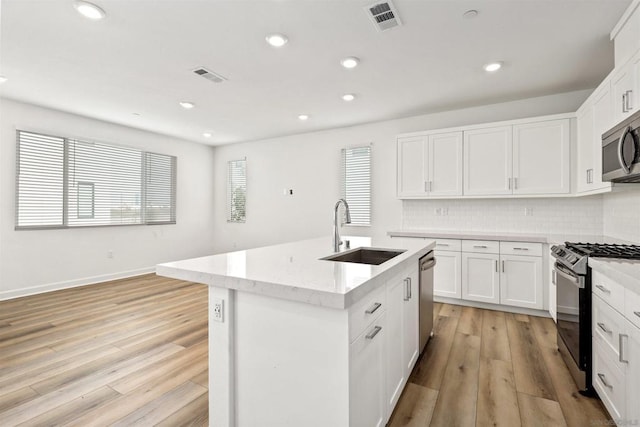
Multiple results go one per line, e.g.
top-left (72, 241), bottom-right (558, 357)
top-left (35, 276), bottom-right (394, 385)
top-left (385, 277), bottom-right (405, 414)
top-left (463, 126), bottom-right (512, 196)
top-left (462, 252), bottom-right (500, 304)
top-left (428, 132), bottom-right (463, 196)
top-left (612, 57), bottom-right (636, 124)
top-left (576, 103), bottom-right (594, 193)
top-left (434, 250), bottom-right (461, 299)
top-left (549, 257), bottom-right (557, 322)
top-left (500, 255), bottom-right (543, 309)
top-left (625, 321), bottom-right (640, 424)
top-left (397, 136), bottom-right (427, 197)
top-left (403, 268), bottom-right (419, 375)
top-left (350, 314), bottom-right (386, 427)
top-left (512, 120), bottom-right (570, 195)
top-left (592, 81), bottom-right (614, 191)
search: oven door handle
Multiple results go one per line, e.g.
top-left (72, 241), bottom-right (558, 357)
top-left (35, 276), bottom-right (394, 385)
top-left (555, 265), bottom-right (585, 289)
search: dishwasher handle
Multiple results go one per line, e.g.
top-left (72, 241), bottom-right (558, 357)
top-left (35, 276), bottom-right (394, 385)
top-left (420, 257), bottom-right (437, 271)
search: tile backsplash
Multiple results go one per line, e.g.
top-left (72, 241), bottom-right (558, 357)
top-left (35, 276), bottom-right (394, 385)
top-left (602, 189), bottom-right (640, 243)
top-left (402, 196), bottom-right (604, 236)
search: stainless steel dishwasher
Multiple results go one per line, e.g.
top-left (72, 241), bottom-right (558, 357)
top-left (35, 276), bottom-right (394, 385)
top-left (419, 251), bottom-right (436, 354)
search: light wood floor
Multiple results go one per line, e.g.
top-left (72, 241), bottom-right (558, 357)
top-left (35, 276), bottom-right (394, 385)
top-left (0, 275), bottom-right (611, 426)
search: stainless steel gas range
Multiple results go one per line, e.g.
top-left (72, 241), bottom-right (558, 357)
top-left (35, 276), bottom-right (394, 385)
top-left (551, 242), bottom-right (640, 395)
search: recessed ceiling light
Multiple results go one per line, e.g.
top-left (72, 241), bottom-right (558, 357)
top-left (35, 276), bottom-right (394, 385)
top-left (484, 62), bottom-right (502, 72)
top-left (342, 93), bottom-right (356, 102)
top-left (0, 76), bottom-right (7, 84)
top-left (203, 132), bottom-right (212, 138)
top-left (179, 101), bottom-right (195, 109)
top-left (73, 1), bottom-right (106, 20)
top-left (340, 57), bottom-right (360, 69)
top-left (463, 9), bottom-right (478, 19)
top-left (298, 114), bottom-right (309, 121)
top-left (266, 34), bottom-right (288, 47)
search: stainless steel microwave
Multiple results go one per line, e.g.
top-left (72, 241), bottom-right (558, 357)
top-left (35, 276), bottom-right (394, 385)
top-left (602, 110), bottom-right (640, 183)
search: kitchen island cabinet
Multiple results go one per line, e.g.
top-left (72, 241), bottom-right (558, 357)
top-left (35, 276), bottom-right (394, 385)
top-left (157, 236), bottom-right (433, 427)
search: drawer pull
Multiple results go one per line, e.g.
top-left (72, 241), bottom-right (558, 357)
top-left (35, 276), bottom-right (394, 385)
top-left (597, 322), bottom-right (612, 334)
top-left (595, 285), bottom-right (611, 294)
top-left (620, 334), bottom-right (629, 363)
top-left (473, 245), bottom-right (488, 249)
top-left (597, 373), bottom-right (613, 389)
top-left (436, 243), bottom-right (449, 247)
top-left (495, 260), bottom-right (498, 272)
top-left (513, 247), bottom-right (529, 251)
top-left (634, 311), bottom-right (640, 318)
top-left (404, 278), bottom-right (411, 301)
top-left (365, 302), bottom-right (382, 315)
top-left (366, 326), bottom-right (382, 340)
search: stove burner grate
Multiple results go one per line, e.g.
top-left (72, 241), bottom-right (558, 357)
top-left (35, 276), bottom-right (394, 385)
top-left (565, 242), bottom-right (640, 259)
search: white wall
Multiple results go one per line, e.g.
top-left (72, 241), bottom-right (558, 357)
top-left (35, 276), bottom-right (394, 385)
top-left (602, 188), bottom-right (640, 243)
top-left (211, 89), bottom-right (592, 254)
top-left (0, 99), bottom-right (217, 299)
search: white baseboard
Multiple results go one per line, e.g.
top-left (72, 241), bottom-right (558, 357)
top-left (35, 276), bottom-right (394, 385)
top-left (0, 267), bottom-right (155, 301)
top-left (434, 296), bottom-right (552, 318)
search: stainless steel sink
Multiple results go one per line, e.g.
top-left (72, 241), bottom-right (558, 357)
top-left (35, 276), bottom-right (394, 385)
top-left (321, 248), bottom-right (405, 265)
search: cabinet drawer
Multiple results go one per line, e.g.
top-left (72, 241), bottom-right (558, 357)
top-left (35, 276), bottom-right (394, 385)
top-left (592, 270), bottom-right (625, 314)
top-left (593, 337), bottom-right (625, 420)
top-left (626, 287), bottom-right (640, 329)
top-left (434, 238), bottom-right (462, 252)
top-left (462, 240), bottom-right (499, 254)
top-left (349, 285), bottom-right (386, 341)
top-left (499, 241), bottom-right (542, 256)
top-left (593, 294), bottom-right (626, 358)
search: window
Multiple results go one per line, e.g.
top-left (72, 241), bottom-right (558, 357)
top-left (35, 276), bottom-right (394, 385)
top-left (227, 159), bottom-right (246, 223)
top-left (342, 145), bottom-right (371, 226)
top-left (16, 130), bottom-right (177, 229)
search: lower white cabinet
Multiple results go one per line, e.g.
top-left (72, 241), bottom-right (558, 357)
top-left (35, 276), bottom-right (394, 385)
top-left (434, 239), bottom-right (462, 299)
top-left (350, 313), bottom-right (386, 427)
top-left (591, 270), bottom-right (640, 424)
top-left (500, 255), bottom-right (543, 310)
top-left (462, 252), bottom-right (500, 304)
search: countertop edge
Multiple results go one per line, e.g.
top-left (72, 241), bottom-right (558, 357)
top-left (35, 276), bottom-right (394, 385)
top-left (588, 258), bottom-right (640, 295)
top-left (388, 230), bottom-right (549, 243)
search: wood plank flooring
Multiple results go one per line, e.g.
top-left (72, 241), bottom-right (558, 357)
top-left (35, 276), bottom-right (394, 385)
top-left (1, 276), bottom-right (612, 426)
top-left (389, 302), bottom-right (613, 427)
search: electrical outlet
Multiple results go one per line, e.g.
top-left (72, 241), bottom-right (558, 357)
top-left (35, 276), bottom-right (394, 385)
top-left (212, 298), bottom-right (224, 323)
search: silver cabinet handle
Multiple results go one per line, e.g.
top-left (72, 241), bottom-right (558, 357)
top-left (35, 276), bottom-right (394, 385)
top-left (586, 169), bottom-right (590, 184)
top-left (408, 277), bottom-right (412, 300)
top-left (436, 243), bottom-right (449, 247)
top-left (366, 325), bottom-right (382, 340)
top-left (365, 302), bottom-right (382, 315)
top-left (474, 245), bottom-right (488, 249)
top-left (619, 334), bottom-right (629, 363)
top-left (429, 181), bottom-right (433, 192)
top-left (552, 270), bottom-right (556, 285)
top-left (404, 278), bottom-right (410, 301)
top-left (514, 177), bottom-right (518, 189)
top-left (626, 90), bottom-right (633, 111)
top-left (598, 373), bottom-right (612, 389)
top-left (597, 322), bottom-right (612, 334)
top-left (623, 93), bottom-right (627, 113)
top-left (589, 169), bottom-right (594, 184)
top-left (635, 311), bottom-right (640, 318)
top-left (424, 181), bottom-right (428, 192)
top-left (508, 177), bottom-right (512, 190)
top-left (502, 260), bottom-right (505, 273)
top-left (513, 247), bottom-right (529, 251)
top-left (495, 260), bottom-right (498, 272)
top-left (595, 284), bottom-right (611, 294)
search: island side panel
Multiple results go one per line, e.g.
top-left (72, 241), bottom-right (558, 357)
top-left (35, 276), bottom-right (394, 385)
top-left (234, 291), bottom-right (350, 427)
top-left (209, 286), bottom-right (235, 427)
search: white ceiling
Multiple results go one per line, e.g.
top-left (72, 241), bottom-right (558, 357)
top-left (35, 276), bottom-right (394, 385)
top-left (0, 0), bottom-right (631, 145)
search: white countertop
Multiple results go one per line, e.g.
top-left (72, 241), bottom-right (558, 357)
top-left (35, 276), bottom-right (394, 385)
top-left (589, 258), bottom-right (640, 295)
top-left (156, 236), bottom-right (434, 309)
top-left (388, 229), bottom-right (631, 245)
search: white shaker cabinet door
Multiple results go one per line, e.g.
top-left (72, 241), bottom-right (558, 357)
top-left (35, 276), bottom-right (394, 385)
top-left (397, 136), bottom-right (427, 197)
top-left (500, 255), bottom-right (543, 310)
top-left (463, 126), bottom-right (512, 196)
top-left (433, 250), bottom-right (461, 299)
top-left (428, 131), bottom-right (463, 196)
top-left (576, 104), bottom-right (595, 193)
top-left (462, 252), bottom-right (500, 304)
top-left (403, 268), bottom-right (420, 376)
top-left (512, 119), bottom-right (570, 195)
top-left (625, 321), bottom-right (640, 424)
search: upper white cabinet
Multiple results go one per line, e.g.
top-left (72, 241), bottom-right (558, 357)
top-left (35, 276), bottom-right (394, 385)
top-left (397, 132), bottom-right (462, 198)
top-left (463, 126), bottom-right (513, 196)
top-left (611, 50), bottom-right (639, 124)
top-left (463, 119), bottom-right (571, 196)
top-left (512, 120), bottom-right (571, 195)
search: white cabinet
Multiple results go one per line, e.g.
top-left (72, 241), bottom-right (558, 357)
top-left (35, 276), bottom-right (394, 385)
top-left (500, 255), bottom-right (543, 310)
top-left (434, 239), bottom-right (462, 299)
top-left (512, 120), bottom-right (571, 195)
top-left (625, 320), bottom-right (640, 424)
top-left (350, 313), bottom-right (386, 427)
top-left (463, 126), bottom-right (512, 196)
top-left (611, 51), bottom-right (639, 125)
top-left (463, 120), bottom-right (570, 196)
top-left (397, 132), bottom-right (462, 198)
top-left (548, 251), bottom-right (557, 322)
top-left (462, 252), bottom-right (501, 304)
top-left (576, 101), bottom-right (595, 193)
top-left (385, 267), bottom-right (419, 415)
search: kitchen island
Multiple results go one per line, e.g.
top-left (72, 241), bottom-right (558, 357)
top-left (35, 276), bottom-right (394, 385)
top-left (157, 236), bottom-right (434, 427)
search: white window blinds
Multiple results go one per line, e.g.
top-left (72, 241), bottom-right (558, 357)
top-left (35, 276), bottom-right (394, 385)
top-left (16, 130), bottom-right (177, 229)
top-left (227, 159), bottom-right (246, 223)
top-left (342, 145), bottom-right (371, 226)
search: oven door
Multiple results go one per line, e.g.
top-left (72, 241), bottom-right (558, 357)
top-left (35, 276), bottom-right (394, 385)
top-left (555, 263), bottom-right (584, 367)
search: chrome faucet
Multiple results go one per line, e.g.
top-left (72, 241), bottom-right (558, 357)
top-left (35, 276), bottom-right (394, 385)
top-left (333, 198), bottom-right (352, 252)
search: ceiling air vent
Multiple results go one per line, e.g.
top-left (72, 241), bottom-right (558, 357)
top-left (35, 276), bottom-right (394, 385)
top-left (365, 1), bottom-right (402, 32)
top-left (192, 67), bottom-right (227, 84)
